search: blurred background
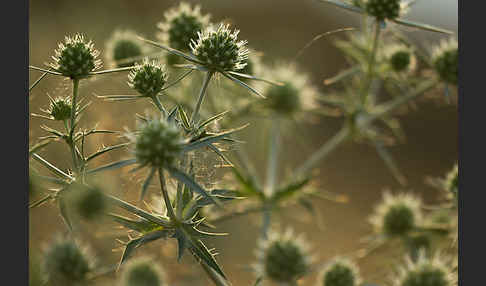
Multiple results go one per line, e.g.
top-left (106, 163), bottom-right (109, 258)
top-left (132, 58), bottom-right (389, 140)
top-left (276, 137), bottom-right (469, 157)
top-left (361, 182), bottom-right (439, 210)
top-left (29, 0), bottom-right (458, 285)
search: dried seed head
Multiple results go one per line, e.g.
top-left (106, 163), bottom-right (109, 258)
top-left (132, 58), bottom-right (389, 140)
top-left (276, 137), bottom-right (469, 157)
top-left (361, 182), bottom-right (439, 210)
top-left (321, 258), bottom-right (361, 286)
top-left (369, 191), bottom-right (422, 237)
top-left (190, 23), bottom-right (249, 71)
top-left (365, 0), bottom-right (402, 20)
top-left (47, 96), bottom-right (72, 121)
top-left (128, 59), bottom-right (169, 97)
top-left (105, 29), bottom-right (149, 68)
top-left (256, 229), bottom-right (312, 283)
top-left (50, 34), bottom-right (102, 79)
top-left (42, 236), bottom-right (94, 285)
top-left (121, 257), bottom-right (165, 286)
top-left (133, 117), bottom-right (184, 168)
top-left (157, 2), bottom-right (210, 52)
top-left (262, 63), bottom-right (318, 116)
top-left (394, 252), bottom-right (454, 286)
top-left (432, 38), bottom-right (458, 85)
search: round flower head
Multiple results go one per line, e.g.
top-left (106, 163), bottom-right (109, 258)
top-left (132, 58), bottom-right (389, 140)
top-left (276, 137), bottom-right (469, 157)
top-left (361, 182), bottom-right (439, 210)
top-left (105, 29), bottom-right (150, 68)
top-left (394, 252), bottom-right (454, 286)
top-left (128, 59), bottom-right (169, 97)
top-left (42, 236), bottom-right (95, 285)
top-left (369, 191), bottom-right (422, 237)
top-left (262, 62), bottom-right (318, 116)
top-left (157, 2), bottom-right (210, 54)
top-left (69, 184), bottom-right (107, 220)
top-left (120, 257), bottom-right (165, 286)
top-left (432, 38), bottom-right (458, 85)
top-left (256, 229), bottom-right (312, 283)
top-left (46, 96), bottom-right (72, 121)
top-left (190, 23), bottom-right (249, 72)
top-left (132, 117), bottom-right (184, 168)
top-left (445, 164), bottom-right (458, 197)
top-left (364, 0), bottom-right (406, 20)
top-left (50, 34), bottom-right (102, 79)
top-left (383, 44), bottom-right (417, 74)
top-left (320, 258), bottom-right (361, 286)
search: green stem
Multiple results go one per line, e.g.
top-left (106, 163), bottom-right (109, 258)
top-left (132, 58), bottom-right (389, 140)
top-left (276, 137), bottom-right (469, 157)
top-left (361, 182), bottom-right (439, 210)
top-left (69, 79), bottom-right (80, 171)
top-left (158, 167), bottom-right (177, 221)
top-left (151, 95), bottom-right (167, 116)
top-left (190, 71), bottom-right (214, 125)
top-left (295, 126), bottom-right (351, 177)
top-left (261, 204), bottom-right (272, 240)
top-left (265, 118), bottom-right (281, 197)
top-left (196, 256), bottom-right (230, 286)
top-left (361, 21), bottom-right (381, 106)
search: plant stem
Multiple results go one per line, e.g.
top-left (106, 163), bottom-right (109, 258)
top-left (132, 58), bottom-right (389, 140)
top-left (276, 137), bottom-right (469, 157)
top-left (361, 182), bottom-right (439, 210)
top-left (158, 167), bottom-right (177, 221)
top-left (261, 204), bottom-right (272, 240)
top-left (190, 71), bottom-right (214, 125)
top-left (151, 95), bottom-right (167, 116)
top-left (295, 126), bottom-right (351, 177)
top-left (69, 79), bottom-right (80, 171)
top-left (196, 256), bottom-right (230, 286)
top-left (361, 21), bottom-right (381, 106)
top-left (265, 118), bottom-right (281, 197)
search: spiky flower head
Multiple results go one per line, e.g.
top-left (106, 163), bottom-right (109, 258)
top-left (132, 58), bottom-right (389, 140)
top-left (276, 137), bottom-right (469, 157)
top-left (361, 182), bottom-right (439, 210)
top-left (432, 38), bottom-right (458, 85)
top-left (120, 257), bottom-right (165, 286)
top-left (320, 257), bottom-right (361, 286)
top-left (364, 0), bottom-right (405, 20)
top-left (50, 34), bottom-right (102, 79)
top-left (369, 191), bottom-right (422, 237)
top-left (394, 252), bottom-right (454, 286)
top-left (157, 2), bottom-right (210, 56)
top-left (46, 96), bottom-right (72, 121)
top-left (256, 229), bottom-right (312, 283)
top-left (105, 29), bottom-right (150, 68)
top-left (262, 62), bottom-right (318, 116)
top-left (445, 163), bottom-right (458, 198)
top-left (190, 23), bottom-right (249, 72)
top-left (69, 184), bottom-right (106, 220)
top-left (383, 44), bottom-right (417, 74)
top-left (128, 59), bottom-right (169, 97)
top-left (42, 236), bottom-right (94, 285)
top-left (130, 117), bottom-right (184, 168)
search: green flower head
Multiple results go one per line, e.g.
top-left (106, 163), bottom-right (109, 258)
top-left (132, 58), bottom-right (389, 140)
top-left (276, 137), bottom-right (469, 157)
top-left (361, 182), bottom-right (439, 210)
top-left (365, 0), bottom-right (404, 20)
top-left (369, 191), bottom-right (422, 237)
top-left (395, 252), bottom-right (453, 286)
top-left (190, 23), bottom-right (249, 72)
top-left (432, 38), bottom-right (458, 85)
top-left (46, 96), bottom-right (72, 121)
top-left (105, 29), bottom-right (149, 68)
top-left (321, 258), bottom-right (361, 286)
top-left (50, 34), bottom-right (102, 79)
top-left (121, 257), bottom-right (165, 286)
top-left (128, 59), bottom-right (169, 97)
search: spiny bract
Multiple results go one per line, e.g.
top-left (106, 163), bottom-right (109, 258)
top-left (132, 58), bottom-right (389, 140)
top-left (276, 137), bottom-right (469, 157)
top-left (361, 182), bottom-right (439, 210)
top-left (128, 59), bottom-right (169, 97)
top-left (190, 23), bottom-right (249, 71)
top-left (105, 29), bottom-right (148, 68)
top-left (365, 0), bottom-right (402, 20)
top-left (133, 118), bottom-right (184, 167)
top-left (369, 192), bottom-right (422, 237)
top-left (50, 34), bottom-right (102, 79)
top-left (121, 257), bottom-right (165, 286)
top-left (432, 38), bottom-right (458, 85)
top-left (321, 258), bottom-right (361, 286)
top-left (42, 237), bottom-right (94, 285)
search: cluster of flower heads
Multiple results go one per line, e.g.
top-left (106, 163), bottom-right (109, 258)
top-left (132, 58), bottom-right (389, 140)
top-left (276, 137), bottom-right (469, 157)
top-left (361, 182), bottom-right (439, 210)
top-left (156, 2), bottom-right (210, 53)
top-left (128, 117), bottom-right (184, 168)
top-left (128, 59), bottom-right (169, 97)
top-left (104, 29), bottom-right (150, 68)
top-left (393, 252), bottom-right (454, 286)
top-left (261, 62), bottom-right (319, 117)
top-left (190, 23), bottom-right (249, 72)
top-left (256, 229), bottom-right (313, 283)
top-left (320, 257), bottom-right (361, 286)
top-left (432, 38), bottom-right (458, 85)
top-left (369, 191), bottom-right (423, 237)
top-left (50, 34), bottom-right (102, 79)
top-left (42, 236), bottom-right (95, 285)
top-left (120, 257), bottom-right (165, 286)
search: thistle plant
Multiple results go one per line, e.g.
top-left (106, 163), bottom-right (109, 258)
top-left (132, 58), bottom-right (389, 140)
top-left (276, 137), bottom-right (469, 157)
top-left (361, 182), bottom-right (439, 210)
top-left (29, 2), bottom-right (457, 286)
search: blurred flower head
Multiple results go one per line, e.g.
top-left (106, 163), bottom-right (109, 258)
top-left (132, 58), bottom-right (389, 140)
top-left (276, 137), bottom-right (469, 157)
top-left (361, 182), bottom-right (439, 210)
top-left (120, 257), bottom-right (165, 286)
top-left (393, 251), bottom-right (454, 286)
top-left (432, 37), bottom-right (458, 85)
top-left (105, 29), bottom-right (150, 68)
top-left (320, 257), bottom-right (361, 286)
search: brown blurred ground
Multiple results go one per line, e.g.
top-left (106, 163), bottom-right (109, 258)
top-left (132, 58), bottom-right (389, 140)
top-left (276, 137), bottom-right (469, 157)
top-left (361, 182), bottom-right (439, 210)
top-left (29, 1), bottom-right (458, 285)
